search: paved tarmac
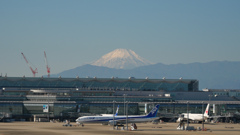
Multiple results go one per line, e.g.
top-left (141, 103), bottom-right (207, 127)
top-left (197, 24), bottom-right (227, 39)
top-left (0, 122), bottom-right (240, 135)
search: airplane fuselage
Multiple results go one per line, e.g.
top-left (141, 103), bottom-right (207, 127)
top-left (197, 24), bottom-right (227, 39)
top-left (177, 104), bottom-right (210, 122)
top-left (76, 115), bottom-right (157, 124)
top-left (178, 113), bottom-right (208, 121)
top-left (76, 104), bottom-right (160, 125)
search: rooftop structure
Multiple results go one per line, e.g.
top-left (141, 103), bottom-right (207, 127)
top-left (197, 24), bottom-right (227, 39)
top-left (0, 76), bottom-right (199, 92)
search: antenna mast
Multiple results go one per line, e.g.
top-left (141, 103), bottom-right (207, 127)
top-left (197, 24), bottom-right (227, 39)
top-left (21, 52), bottom-right (38, 77)
top-left (44, 51), bottom-right (50, 77)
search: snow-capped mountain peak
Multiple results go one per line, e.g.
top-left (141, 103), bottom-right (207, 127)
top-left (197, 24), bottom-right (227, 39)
top-left (91, 49), bottom-right (152, 69)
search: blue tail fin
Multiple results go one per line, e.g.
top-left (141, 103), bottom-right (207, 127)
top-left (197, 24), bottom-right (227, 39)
top-left (115, 105), bottom-right (119, 116)
top-left (146, 105), bottom-right (160, 117)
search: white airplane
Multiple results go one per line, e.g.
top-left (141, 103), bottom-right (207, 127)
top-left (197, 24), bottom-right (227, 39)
top-left (76, 104), bottom-right (160, 125)
top-left (177, 104), bottom-right (210, 122)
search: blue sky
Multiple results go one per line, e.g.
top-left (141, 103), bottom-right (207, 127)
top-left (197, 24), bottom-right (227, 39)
top-left (1, 0), bottom-right (240, 77)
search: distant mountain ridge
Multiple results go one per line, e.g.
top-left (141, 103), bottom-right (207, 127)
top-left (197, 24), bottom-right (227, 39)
top-left (52, 61), bottom-right (240, 89)
top-left (91, 49), bottom-right (152, 69)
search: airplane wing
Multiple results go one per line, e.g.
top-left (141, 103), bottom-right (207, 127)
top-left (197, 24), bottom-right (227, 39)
top-left (209, 115), bottom-right (226, 118)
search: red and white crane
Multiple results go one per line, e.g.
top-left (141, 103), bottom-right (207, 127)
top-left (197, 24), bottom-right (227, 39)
top-left (21, 52), bottom-right (38, 77)
top-left (44, 51), bottom-right (50, 77)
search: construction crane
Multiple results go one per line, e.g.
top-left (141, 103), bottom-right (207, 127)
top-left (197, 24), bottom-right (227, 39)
top-left (21, 52), bottom-right (38, 77)
top-left (44, 51), bottom-right (50, 77)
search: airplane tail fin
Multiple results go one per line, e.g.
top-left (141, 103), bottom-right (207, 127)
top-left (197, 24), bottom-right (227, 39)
top-left (115, 105), bottom-right (119, 116)
top-left (146, 105), bottom-right (160, 117)
top-left (204, 104), bottom-right (210, 116)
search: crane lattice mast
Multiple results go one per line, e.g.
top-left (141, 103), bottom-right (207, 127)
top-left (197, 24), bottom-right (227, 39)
top-left (44, 51), bottom-right (50, 77)
top-left (21, 52), bottom-right (38, 77)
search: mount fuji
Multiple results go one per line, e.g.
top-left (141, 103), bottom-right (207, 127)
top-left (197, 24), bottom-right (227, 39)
top-left (52, 49), bottom-right (240, 89)
top-left (91, 49), bottom-right (152, 69)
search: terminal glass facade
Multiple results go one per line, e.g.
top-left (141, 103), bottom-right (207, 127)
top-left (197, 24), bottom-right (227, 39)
top-left (2, 76), bottom-right (240, 123)
top-left (0, 77), bottom-right (199, 91)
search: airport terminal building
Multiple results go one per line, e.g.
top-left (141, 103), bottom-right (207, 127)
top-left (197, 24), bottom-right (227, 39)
top-left (0, 76), bottom-right (240, 122)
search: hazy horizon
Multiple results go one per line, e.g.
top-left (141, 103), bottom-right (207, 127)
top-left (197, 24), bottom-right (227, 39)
top-left (1, 0), bottom-right (240, 77)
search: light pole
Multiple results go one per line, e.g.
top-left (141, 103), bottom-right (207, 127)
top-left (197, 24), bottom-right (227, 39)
top-left (187, 101), bottom-right (189, 128)
top-left (123, 94), bottom-right (127, 115)
top-left (113, 100), bottom-right (115, 130)
top-left (126, 101), bottom-right (128, 131)
top-left (202, 101), bottom-right (204, 131)
top-left (209, 94), bottom-right (212, 102)
top-left (48, 94), bottom-right (49, 122)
